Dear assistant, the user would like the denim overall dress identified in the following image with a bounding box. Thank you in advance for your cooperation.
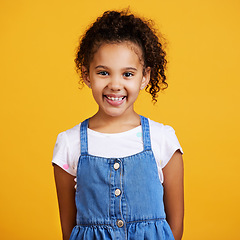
[69,116,175,240]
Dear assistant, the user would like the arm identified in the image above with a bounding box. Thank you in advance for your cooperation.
[162,150,184,240]
[54,164,77,240]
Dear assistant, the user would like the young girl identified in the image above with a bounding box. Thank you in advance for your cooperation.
[52,10,184,240]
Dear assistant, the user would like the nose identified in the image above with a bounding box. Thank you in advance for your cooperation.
[108,75,122,91]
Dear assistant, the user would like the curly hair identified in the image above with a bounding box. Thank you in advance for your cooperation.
[75,9,168,103]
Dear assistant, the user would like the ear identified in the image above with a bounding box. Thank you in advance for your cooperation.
[140,67,151,90]
[82,66,91,88]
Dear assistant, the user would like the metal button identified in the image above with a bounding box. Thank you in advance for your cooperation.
[114,162,120,170]
[116,219,124,228]
[115,188,121,197]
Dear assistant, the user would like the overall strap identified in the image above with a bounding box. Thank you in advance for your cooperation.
[140,115,152,151]
[80,118,89,155]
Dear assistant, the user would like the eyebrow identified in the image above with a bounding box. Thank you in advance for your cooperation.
[95,65,108,69]
[95,65,138,71]
[124,67,138,71]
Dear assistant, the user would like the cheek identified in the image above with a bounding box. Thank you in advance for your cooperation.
[95,84,106,92]
[91,91,103,105]
[127,80,142,92]
[91,83,106,99]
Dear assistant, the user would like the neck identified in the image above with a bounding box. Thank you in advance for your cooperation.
[88,111,141,133]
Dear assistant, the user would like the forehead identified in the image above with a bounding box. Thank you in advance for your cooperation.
[91,42,144,67]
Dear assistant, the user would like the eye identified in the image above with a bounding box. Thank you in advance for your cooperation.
[123,72,133,77]
[97,71,109,76]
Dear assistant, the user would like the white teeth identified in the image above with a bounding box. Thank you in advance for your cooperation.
[106,96,124,101]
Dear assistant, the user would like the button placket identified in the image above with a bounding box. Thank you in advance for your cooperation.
[113,160,121,198]
[111,159,125,231]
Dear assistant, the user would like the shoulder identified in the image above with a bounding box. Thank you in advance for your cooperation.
[148,118,181,147]
[149,119,183,168]
[53,123,81,159]
[148,118,183,168]
[56,123,81,145]
[64,123,81,138]
[148,118,176,137]
[52,123,81,176]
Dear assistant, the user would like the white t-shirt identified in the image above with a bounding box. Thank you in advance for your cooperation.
[52,118,183,183]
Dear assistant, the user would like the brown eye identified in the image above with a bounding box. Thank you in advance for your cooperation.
[97,71,109,76]
[123,72,133,77]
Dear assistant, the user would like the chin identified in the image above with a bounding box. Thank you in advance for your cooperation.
[102,108,127,118]
[105,112,124,118]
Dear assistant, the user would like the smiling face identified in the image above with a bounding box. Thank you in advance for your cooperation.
[83,42,150,119]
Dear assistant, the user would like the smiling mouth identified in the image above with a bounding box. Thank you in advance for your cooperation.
[104,95,126,101]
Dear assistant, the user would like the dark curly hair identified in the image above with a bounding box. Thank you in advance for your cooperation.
[75,9,168,103]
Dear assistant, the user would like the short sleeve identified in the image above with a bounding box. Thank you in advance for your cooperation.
[160,125,183,168]
[52,132,77,176]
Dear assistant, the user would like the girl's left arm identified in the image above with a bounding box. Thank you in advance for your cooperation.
[162,150,184,240]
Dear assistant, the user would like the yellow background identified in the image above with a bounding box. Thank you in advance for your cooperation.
[0,0,239,239]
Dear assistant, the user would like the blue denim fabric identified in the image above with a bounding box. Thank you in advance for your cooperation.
[69,116,175,240]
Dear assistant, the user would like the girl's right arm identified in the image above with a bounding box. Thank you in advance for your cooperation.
[54,164,77,240]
